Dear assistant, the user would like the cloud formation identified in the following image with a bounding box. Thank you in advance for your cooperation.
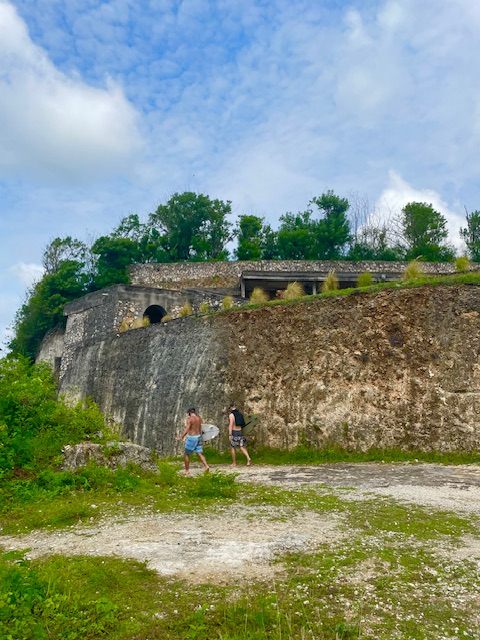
[0,1,142,180]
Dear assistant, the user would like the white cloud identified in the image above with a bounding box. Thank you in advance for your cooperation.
[0,1,142,180]
[8,262,44,287]
[376,171,465,251]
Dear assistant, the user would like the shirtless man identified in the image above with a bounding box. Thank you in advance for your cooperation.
[176,407,210,475]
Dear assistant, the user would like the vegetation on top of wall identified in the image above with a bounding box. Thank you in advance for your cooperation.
[233,271,480,313]
[12,188,480,361]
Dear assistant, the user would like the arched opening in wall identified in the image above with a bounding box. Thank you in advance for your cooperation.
[143,305,167,324]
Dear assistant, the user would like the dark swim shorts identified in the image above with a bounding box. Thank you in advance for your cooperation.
[230,432,247,448]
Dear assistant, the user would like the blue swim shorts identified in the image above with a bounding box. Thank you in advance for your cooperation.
[184,435,203,455]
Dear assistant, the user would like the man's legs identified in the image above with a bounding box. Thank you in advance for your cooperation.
[183,452,191,475]
[239,446,252,465]
[197,452,210,472]
[230,447,237,466]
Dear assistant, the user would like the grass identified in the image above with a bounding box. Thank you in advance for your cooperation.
[203,444,480,466]
[2,458,480,639]
[0,464,239,535]
[1,501,479,639]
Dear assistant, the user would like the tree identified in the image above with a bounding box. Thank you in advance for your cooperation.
[311,191,351,259]
[460,209,480,262]
[10,260,89,360]
[235,215,263,260]
[90,236,142,289]
[42,236,87,274]
[149,192,232,261]
[401,202,454,262]
[276,211,316,259]
[348,225,404,261]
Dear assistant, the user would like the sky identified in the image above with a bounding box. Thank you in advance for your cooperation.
[1,0,480,349]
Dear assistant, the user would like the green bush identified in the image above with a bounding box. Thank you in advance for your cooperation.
[198,301,210,314]
[157,461,178,486]
[356,272,374,287]
[0,357,105,479]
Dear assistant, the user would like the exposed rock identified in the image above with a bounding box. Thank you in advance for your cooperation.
[62,442,157,471]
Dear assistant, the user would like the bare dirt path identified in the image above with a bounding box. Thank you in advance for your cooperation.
[2,463,480,583]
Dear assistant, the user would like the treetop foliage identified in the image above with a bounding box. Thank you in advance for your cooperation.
[10,189,475,360]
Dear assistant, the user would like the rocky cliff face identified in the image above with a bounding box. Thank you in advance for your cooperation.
[60,285,480,453]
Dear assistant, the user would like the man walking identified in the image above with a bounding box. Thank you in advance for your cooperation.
[228,403,252,466]
[177,408,210,475]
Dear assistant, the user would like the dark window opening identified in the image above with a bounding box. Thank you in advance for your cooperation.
[143,305,167,324]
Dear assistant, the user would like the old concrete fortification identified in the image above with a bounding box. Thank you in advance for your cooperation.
[58,282,480,454]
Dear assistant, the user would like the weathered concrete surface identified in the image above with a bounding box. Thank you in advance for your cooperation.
[60,316,230,453]
[60,285,480,454]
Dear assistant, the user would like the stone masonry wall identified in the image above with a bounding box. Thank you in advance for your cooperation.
[130,260,459,290]
[60,284,480,454]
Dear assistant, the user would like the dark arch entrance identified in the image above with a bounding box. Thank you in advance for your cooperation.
[143,304,167,324]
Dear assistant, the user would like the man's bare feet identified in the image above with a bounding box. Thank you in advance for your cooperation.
[246,459,252,466]
[204,466,210,473]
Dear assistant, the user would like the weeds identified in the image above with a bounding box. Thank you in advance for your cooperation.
[221,295,234,310]
[249,287,269,304]
[179,302,193,317]
[356,271,374,287]
[455,255,471,272]
[282,281,305,300]
[321,269,339,292]
[402,259,424,281]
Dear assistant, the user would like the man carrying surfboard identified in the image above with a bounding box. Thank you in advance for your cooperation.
[176,408,210,475]
[228,403,252,467]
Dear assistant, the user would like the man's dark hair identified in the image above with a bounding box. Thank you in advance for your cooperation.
[187,407,196,415]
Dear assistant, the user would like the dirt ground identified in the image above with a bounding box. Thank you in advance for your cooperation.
[2,463,480,583]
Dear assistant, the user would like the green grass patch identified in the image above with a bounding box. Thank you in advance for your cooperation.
[0,464,241,535]
[2,536,479,640]
[203,445,480,466]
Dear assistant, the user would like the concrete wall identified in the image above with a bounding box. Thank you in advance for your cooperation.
[60,284,480,454]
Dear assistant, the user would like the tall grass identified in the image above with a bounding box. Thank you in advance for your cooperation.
[250,287,269,304]
[356,271,374,287]
[321,270,339,292]
[403,259,424,281]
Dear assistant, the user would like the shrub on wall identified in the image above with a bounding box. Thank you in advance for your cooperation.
[356,272,374,287]
[179,302,193,317]
[283,282,305,300]
[403,259,424,281]
[199,301,211,314]
[321,270,339,292]
[221,295,234,310]
[250,287,269,304]
[455,256,471,272]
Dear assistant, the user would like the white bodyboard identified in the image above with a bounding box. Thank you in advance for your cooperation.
[201,423,219,442]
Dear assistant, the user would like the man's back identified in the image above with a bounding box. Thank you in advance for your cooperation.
[187,413,202,435]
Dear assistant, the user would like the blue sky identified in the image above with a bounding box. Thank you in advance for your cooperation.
[1,0,480,348]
